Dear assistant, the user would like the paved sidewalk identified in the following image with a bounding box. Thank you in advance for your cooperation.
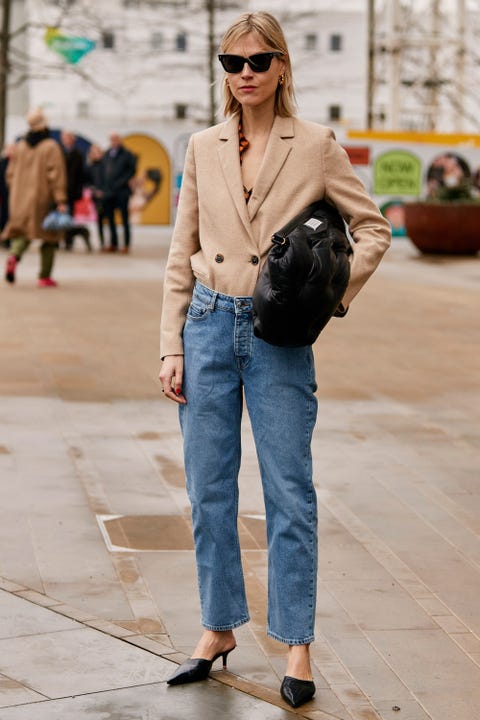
[0,227,479,719]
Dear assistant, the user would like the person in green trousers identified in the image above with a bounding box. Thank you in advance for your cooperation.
[3,108,67,287]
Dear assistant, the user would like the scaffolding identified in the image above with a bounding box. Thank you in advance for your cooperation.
[368,0,480,133]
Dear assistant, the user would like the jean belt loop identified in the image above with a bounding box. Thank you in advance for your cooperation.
[208,290,217,311]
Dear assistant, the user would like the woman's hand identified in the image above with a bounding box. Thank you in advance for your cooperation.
[159,355,186,404]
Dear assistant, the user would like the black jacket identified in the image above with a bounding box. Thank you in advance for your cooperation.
[102,145,137,197]
[63,146,85,204]
[85,159,105,195]
[252,200,352,347]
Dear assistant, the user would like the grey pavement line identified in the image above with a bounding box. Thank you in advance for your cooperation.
[375,414,480,574]
[318,487,480,665]
[0,575,344,720]
[66,435,168,630]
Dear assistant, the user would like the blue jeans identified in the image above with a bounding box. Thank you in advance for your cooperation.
[179,281,318,645]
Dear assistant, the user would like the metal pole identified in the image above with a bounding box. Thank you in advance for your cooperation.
[366,0,375,129]
[455,0,465,132]
[427,0,441,132]
[389,0,401,130]
[0,0,12,147]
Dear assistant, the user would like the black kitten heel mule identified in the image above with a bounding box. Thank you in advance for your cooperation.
[280,676,316,708]
[167,647,236,686]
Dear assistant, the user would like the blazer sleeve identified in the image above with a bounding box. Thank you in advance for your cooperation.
[160,135,200,358]
[322,130,391,309]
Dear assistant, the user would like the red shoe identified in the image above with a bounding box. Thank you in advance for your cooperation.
[37,277,58,288]
[5,255,17,283]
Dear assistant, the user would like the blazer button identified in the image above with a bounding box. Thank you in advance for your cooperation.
[251,255,259,265]
[215,254,224,263]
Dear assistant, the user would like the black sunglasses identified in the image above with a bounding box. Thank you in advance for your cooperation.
[218,52,283,74]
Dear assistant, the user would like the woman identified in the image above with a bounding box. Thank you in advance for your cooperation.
[3,108,67,287]
[160,12,391,709]
[85,144,106,249]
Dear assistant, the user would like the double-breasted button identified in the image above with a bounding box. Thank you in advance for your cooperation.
[215,254,224,263]
[251,255,259,265]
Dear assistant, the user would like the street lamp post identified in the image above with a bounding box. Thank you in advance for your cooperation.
[366,0,375,129]
[0,0,12,147]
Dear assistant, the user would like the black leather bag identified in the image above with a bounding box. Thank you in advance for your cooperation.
[252,199,352,347]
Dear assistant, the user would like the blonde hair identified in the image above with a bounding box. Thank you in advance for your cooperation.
[26,108,48,131]
[219,12,296,118]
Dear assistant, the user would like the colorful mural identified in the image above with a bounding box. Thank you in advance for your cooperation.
[380,200,407,237]
[426,152,471,199]
[123,134,171,225]
[345,129,480,239]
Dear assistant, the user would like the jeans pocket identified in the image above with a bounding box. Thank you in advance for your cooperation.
[186,299,210,321]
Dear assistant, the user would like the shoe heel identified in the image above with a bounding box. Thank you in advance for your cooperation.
[221,649,231,669]
[212,645,236,670]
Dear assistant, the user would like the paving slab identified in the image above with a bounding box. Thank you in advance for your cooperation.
[0,669,299,720]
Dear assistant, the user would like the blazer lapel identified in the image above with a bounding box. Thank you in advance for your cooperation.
[217,116,254,242]
[216,115,295,232]
[247,116,295,222]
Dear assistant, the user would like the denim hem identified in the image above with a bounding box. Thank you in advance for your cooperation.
[267,629,315,645]
[202,616,250,632]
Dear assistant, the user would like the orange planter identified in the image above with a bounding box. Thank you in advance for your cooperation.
[404,202,480,255]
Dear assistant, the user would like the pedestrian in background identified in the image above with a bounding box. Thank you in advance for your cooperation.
[85,143,106,249]
[160,11,391,709]
[102,132,136,253]
[3,108,68,287]
[60,130,91,251]
[0,143,15,239]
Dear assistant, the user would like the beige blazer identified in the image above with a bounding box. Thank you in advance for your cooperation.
[161,114,391,358]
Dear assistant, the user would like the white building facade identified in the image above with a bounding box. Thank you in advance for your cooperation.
[6,0,369,149]
[6,0,480,147]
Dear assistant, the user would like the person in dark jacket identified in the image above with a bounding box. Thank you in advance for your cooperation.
[102,132,136,253]
[0,144,15,239]
[60,130,91,251]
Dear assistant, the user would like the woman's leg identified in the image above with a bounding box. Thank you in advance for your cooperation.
[9,237,30,258]
[5,237,30,283]
[96,204,105,248]
[39,242,56,279]
[179,284,250,632]
[243,337,318,647]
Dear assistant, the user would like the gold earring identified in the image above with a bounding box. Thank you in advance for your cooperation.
[278,74,285,86]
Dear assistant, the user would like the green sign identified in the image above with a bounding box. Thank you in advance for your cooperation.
[45,28,95,65]
[374,150,422,195]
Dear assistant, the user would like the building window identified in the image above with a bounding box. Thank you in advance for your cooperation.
[77,100,89,118]
[328,104,342,121]
[330,34,343,52]
[151,31,163,50]
[305,33,317,51]
[102,31,115,50]
[175,103,187,119]
[176,32,187,52]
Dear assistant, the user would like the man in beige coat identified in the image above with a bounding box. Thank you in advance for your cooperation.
[3,108,68,287]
